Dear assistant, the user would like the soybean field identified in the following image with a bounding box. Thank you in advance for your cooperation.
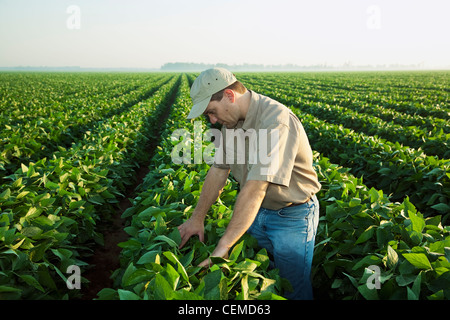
[0,71,449,300]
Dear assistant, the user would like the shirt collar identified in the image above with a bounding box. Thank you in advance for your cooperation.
[241,90,259,130]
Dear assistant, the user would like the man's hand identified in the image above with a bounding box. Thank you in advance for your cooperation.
[198,180,269,268]
[177,166,230,249]
[177,217,205,249]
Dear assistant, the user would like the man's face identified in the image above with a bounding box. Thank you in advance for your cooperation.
[203,93,240,129]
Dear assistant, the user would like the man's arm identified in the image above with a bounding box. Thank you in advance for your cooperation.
[198,179,269,267]
[178,165,230,248]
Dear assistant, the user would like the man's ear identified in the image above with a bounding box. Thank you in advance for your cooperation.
[223,89,236,103]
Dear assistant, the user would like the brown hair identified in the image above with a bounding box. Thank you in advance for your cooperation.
[210,80,247,102]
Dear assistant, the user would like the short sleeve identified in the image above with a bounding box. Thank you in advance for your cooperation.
[246,121,300,187]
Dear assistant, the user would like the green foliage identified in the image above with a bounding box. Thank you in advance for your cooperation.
[0,73,174,177]
[0,73,181,299]
[312,154,450,300]
[243,71,449,299]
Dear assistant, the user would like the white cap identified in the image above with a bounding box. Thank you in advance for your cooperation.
[188,67,237,119]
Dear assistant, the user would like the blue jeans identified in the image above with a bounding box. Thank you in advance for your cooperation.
[247,195,319,300]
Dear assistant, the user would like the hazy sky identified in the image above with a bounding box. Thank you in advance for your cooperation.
[0,0,449,68]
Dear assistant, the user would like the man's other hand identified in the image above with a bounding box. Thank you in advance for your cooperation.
[198,243,230,268]
[177,217,205,249]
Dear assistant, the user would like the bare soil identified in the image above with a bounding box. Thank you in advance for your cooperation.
[80,165,149,300]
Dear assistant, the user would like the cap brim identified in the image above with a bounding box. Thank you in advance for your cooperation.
[187,96,211,119]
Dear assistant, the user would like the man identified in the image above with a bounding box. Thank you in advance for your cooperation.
[177,67,321,300]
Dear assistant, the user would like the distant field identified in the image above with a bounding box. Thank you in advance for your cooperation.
[1,71,449,300]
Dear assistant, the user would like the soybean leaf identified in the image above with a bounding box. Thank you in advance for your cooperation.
[358,284,379,300]
[155,215,167,235]
[229,240,244,262]
[69,200,86,210]
[18,275,45,293]
[355,225,375,245]
[236,274,249,300]
[385,245,399,270]
[154,273,175,300]
[123,269,154,287]
[121,263,137,287]
[137,251,159,265]
[407,206,425,234]
[163,263,180,290]
[163,251,189,283]
[0,286,22,294]
[255,249,270,271]
[167,227,181,246]
[118,289,141,300]
[154,235,178,249]
[234,260,258,273]
[0,188,11,200]
[179,250,195,268]
[408,272,422,300]
[431,203,450,213]
[203,269,222,300]
[402,253,432,270]
[257,291,286,300]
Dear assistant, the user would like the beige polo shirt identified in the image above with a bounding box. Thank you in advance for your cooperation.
[213,90,321,210]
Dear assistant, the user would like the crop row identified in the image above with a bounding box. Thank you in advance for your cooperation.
[245,81,449,218]
[0,74,174,177]
[239,73,449,134]
[0,73,154,132]
[0,73,161,116]
[240,72,450,120]
[0,75,180,299]
[243,77,449,159]
[1,74,168,130]
[312,153,450,300]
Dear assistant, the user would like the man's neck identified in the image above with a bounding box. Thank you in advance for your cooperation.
[237,90,252,120]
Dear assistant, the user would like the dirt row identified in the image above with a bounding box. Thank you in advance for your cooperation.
[79,84,179,300]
